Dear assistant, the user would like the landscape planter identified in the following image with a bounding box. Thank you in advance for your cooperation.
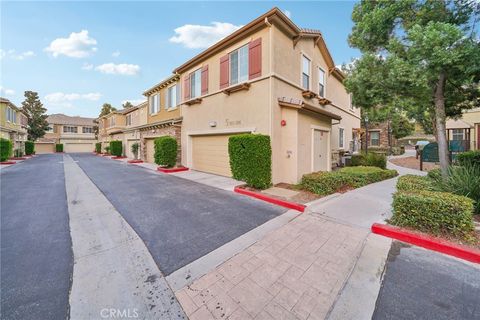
[9,157,27,160]
[371,223,480,264]
[234,186,306,212]
[157,166,189,173]
[127,159,144,164]
[0,161,16,165]
[112,156,127,160]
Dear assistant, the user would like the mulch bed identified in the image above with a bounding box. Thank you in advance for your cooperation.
[389,156,439,171]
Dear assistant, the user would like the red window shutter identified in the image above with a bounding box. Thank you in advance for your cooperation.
[220,55,229,89]
[201,65,209,95]
[183,75,190,101]
[249,38,262,80]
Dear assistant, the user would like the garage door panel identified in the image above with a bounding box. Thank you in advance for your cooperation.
[191,135,233,177]
[64,143,94,153]
[35,144,55,154]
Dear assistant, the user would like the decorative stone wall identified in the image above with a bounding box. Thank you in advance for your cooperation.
[139,124,182,165]
[362,121,397,150]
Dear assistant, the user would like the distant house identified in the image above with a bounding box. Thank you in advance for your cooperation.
[446,107,480,151]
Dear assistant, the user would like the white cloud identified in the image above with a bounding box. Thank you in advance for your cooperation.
[283,10,292,19]
[112,51,120,57]
[169,22,242,49]
[45,92,102,104]
[44,30,97,58]
[0,86,15,96]
[95,63,140,75]
[0,49,36,60]
[82,62,94,70]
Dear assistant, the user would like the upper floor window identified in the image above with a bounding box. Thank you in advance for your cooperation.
[190,69,202,98]
[167,84,178,109]
[318,68,326,97]
[82,127,93,133]
[349,94,354,110]
[302,55,311,90]
[46,126,54,133]
[5,107,16,123]
[109,117,116,127]
[126,114,132,126]
[63,126,78,133]
[230,44,248,85]
[149,94,160,114]
[339,128,345,149]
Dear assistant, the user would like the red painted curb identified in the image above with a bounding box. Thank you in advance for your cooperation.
[9,157,27,160]
[157,166,189,173]
[112,156,127,159]
[371,223,480,264]
[55,152,65,153]
[0,161,16,165]
[234,187,306,213]
[101,154,112,157]
[128,160,144,164]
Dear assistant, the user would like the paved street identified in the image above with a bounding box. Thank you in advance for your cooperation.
[1,154,73,320]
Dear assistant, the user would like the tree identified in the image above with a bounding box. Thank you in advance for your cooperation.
[345,0,480,176]
[122,101,134,109]
[21,91,49,141]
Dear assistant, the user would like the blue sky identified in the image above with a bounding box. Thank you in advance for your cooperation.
[1,1,359,117]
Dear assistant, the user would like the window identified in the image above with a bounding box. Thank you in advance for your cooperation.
[12,110,16,123]
[167,84,178,109]
[302,55,310,90]
[452,129,464,141]
[230,44,248,85]
[369,131,380,146]
[63,126,78,133]
[318,68,326,97]
[190,69,202,98]
[6,107,13,122]
[339,128,345,149]
[126,114,132,126]
[109,117,116,127]
[82,127,93,133]
[47,126,54,133]
[150,94,160,114]
[349,94,354,110]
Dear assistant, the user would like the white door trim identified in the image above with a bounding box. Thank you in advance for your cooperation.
[311,126,331,172]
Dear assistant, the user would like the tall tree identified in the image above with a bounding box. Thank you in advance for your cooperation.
[21,91,49,141]
[122,101,134,109]
[345,0,480,176]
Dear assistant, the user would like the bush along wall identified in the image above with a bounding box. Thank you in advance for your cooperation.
[95,142,102,153]
[0,138,12,162]
[109,140,123,157]
[457,150,480,168]
[348,152,386,169]
[55,144,64,152]
[25,141,34,155]
[228,134,272,189]
[154,136,177,167]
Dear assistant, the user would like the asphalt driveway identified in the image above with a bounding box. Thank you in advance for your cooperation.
[71,153,286,275]
[1,154,73,320]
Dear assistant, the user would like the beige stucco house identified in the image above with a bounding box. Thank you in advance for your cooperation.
[37,114,96,153]
[446,107,480,151]
[173,7,360,183]
[0,97,28,153]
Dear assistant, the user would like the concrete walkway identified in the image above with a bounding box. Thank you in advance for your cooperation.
[63,155,186,319]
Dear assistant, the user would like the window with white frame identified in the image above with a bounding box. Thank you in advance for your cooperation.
[369,131,380,146]
[82,126,93,133]
[452,129,464,141]
[13,109,16,123]
[302,55,310,90]
[190,69,202,98]
[349,94,354,110]
[6,107,14,122]
[126,114,132,126]
[109,117,116,127]
[63,126,78,133]
[318,68,326,97]
[339,128,345,149]
[150,94,160,114]
[167,84,178,109]
[230,44,249,85]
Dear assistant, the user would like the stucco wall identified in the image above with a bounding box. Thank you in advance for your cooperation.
[146,81,181,124]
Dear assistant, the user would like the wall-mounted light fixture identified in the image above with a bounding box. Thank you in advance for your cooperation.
[209,121,217,127]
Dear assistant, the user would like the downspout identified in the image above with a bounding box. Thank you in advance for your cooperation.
[265,17,273,138]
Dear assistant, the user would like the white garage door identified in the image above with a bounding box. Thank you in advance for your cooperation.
[65,143,94,153]
[191,134,235,177]
[35,143,55,154]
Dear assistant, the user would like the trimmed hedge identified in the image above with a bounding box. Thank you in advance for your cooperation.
[109,140,122,156]
[0,138,12,162]
[56,144,63,152]
[391,190,474,238]
[396,175,437,192]
[229,134,272,189]
[154,136,177,167]
[349,152,386,169]
[95,142,102,153]
[301,166,398,195]
[457,150,480,168]
[25,141,34,155]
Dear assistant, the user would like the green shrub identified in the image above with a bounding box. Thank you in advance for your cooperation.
[105,146,110,154]
[349,152,386,169]
[154,136,177,167]
[350,154,365,166]
[55,144,63,152]
[95,142,102,153]
[301,166,398,195]
[131,142,140,159]
[25,141,34,155]
[396,175,437,192]
[0,138,12,162]
[229,134,272,189]
[457,150,480,168]
[14,148,23,157]
[427,168,441,180]
[109,140,123,156]
[391,190,474,238]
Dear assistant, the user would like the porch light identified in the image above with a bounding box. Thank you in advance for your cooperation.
[209,121,217,127]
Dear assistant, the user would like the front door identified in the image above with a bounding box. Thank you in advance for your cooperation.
[313,129,329,172]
